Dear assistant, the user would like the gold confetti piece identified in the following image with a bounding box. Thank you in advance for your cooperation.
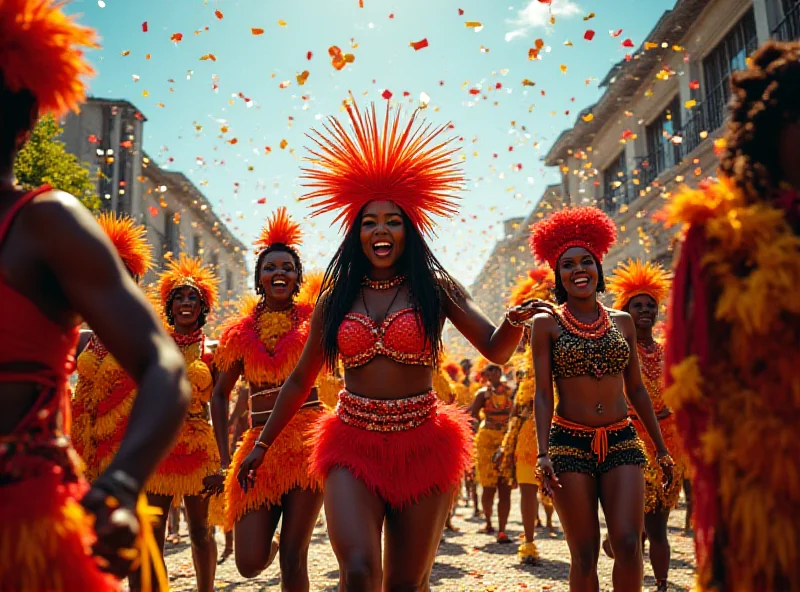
[279,139,288,149]
[146,54,151,60]
[672,45,684,51]
[465,21,482,28]
[252,28,265,35]
[521,79,535,86]
[699,130,709,139]
[121,50,130,56]
[157,102,165,108]
[583,12,595,20]
[200,54,217,61]
[582,113,594,122]
[564,40,573,47]
[278,19,287,27]
[644,42,659,50]
[684,99,697,109]
[142,90,149,97]
[220,125,228,133]
[560,64,568,73]
[297,70,309,85]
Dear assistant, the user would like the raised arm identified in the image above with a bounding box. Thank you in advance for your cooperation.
[211,361,243,468]
[443,281,548,364]
[34,192,190,491]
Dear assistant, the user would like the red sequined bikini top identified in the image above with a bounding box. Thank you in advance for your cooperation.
[0,186,79,386]
[337,308,433,369]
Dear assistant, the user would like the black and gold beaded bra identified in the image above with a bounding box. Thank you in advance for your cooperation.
[551,306,630,380]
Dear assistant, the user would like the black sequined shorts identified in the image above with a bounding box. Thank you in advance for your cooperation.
[548,416,646,477]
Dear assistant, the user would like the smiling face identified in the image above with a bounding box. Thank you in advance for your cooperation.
[359,201,406,271]
[170,286,203,330]
[485,365,502,387]
[558,247,599,299]
[627,293,659,330]
[259,250,299,305]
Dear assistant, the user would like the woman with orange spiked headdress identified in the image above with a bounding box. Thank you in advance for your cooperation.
[605,259,683,592]
[528,206,672,591]
[72,212,154,484]
[497,268,556,563]
[236,97,550,590]
[0,2,190,590]
[210,207,325,588]
[124,254,222,592]
[663,41,800,592]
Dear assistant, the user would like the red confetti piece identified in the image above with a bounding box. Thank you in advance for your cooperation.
[402,91,410,97]
[689,79,700,90]
[120,140,133,149]
[171,32,183,43]
[458,8,464,15]
[468,88,481,95]
[382,89,393,99]
[621,129,634,140]
[307,51,313,60]
[538,0,552,3]
[257,198,267,204]
[611,29,623,37]
[142,21,148,33]
[148,206,159,217]
[622,38,634,48]
[410,38,429,51]
[252,28,265,35]
[359,0,364,6]
[584,29,595,41]
[389,13,394,18]
[495,82,502,89]
[215,9,223,19]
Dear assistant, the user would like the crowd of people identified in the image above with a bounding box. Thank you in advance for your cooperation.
[1,2,799,592]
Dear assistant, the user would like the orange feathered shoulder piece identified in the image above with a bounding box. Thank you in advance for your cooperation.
[158,253,220,313]
[606,259,671,310]
[297,271,324,307]
[507,267,554,307]
[529,206,617,269]
[255,206,303,252]
[96,212,153,279]
[0,0,98,116]
[300,95,464,237]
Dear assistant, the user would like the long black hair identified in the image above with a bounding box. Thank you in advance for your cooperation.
[254,243,304,297]
[553,256,606,305]
[0,72,36,160]
[319,205,460,370]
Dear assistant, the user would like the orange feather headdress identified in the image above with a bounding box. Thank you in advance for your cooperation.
[158,253,219,313]
[0,0,98,117]
[300,96,464,237]
[255,206,302,252]
[606,258,671,310]
[507,267,555,307]
[529,206,617,269]
[96,212,153,279]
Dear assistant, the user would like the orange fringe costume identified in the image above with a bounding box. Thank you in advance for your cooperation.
[148,255,223,518]
[607,259,685,514]
[216,209,324,531]
[663,177,800,591]
[72,213,153,483]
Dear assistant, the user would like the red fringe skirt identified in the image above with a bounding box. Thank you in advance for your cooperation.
[309,390,474,509]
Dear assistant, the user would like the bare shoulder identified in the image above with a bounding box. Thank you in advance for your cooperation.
[532,312,557,331]
[608,309,634,332]
[21,189,99,239]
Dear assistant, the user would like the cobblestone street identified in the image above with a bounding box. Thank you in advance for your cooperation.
[163,490,696,591]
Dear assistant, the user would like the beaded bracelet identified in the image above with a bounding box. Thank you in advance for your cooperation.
[505,311,526,328]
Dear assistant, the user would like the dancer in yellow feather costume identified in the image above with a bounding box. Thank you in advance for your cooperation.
[499,268,556,562]
[663,40,800,592]
[606,259,684,591]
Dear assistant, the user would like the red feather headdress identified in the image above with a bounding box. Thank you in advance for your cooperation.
[255,206,303,252]
[0,0,98,117]
[529,206,617,269]
[158,253,219,313]
[96,212,153,279]
[300,96,464,237]
[507,267,555,307]
[606,258,671,310]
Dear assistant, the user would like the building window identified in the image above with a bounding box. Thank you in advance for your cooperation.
[773,0,800,41]
[192,234,202,257]
[601,151,628,213]
[209,251,219,273]
[225,270,233,294]
[702,11,758,133]
[643,95,681,185]
[164,212,178,258]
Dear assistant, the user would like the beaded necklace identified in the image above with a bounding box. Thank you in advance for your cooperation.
[556,303,612,339]
[173,328,204,349]
[361,275,405,290]
[637,340,663,383]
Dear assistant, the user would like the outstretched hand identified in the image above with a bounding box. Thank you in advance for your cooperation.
[507,299,556,325]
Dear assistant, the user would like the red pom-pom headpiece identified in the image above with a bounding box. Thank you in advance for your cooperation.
[529,206,617,269]
[255,206,302,253]
[0,0,98,117]
[300,96,464,237]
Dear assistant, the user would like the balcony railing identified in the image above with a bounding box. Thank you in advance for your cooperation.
[773,2,800,41]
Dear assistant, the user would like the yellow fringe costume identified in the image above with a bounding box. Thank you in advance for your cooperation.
[606,259,685,513]
[662,177,800,591]
[474,385,513,488]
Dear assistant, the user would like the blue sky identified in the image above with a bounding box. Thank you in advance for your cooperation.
[66,0,674,285]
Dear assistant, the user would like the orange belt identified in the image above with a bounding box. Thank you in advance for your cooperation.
[553,415,631,464]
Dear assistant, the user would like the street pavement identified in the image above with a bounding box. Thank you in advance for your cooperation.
[163,490,696,591]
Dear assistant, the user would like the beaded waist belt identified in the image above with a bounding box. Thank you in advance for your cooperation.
[0,434,79,487]
[250,386,319,427]
[552,415,632,464]
[335,389,437,432]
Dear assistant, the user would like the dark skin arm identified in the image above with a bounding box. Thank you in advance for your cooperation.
[531,313,560,495]
[237,300,326,490]
[211,360,243,468]
[470,388,487,421]
[29,193,190,487]
[443,280,550,364]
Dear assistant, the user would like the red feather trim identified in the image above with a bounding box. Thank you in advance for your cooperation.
[529,206,617,268]
[309,401,474,508]
[300,96,464,237]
